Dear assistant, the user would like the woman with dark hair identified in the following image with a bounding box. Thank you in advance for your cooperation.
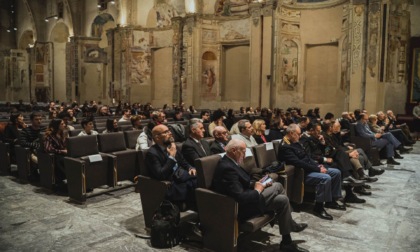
[49,110,58,120]
[223,109,235,131]
[266,117,285,142]
[208,109,227,137]
[131,115,143,130]
[306,109,317,122]
[43,119,68,190]
[103,118,119,133]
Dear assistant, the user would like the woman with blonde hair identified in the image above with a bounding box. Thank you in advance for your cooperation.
[252,119,268,144]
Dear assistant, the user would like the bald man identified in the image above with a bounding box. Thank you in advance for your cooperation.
[210,126,230,154]
[145,124,197,207]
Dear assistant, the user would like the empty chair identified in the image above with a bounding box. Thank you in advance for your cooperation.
[97,132,139,183]
[64,135,116,203]
[123,130,142,149]
[37,133,56,190]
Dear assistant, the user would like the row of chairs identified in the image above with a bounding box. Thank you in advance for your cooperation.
[136,141,305,252]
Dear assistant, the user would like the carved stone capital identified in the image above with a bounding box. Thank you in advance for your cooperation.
[249,3,262,26]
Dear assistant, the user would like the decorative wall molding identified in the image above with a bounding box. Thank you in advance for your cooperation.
[351,5,364,71]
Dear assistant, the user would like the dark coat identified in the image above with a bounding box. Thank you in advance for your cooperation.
[212,155,265,222]
[145,144,196,202]
[181,137,211,167]
[210,140,226,154]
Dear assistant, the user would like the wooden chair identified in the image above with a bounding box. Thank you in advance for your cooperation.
[123,130,142,149]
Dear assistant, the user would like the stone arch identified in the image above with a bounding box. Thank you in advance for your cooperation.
[18,30,35,50]
[91,13,115,38]
[50,22,70,43]
[146,3,177,28]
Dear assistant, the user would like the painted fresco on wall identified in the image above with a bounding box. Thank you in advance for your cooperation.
[201,51,217,99]
[83,44,107,63]
[220,19,249,41]
[131,50,151,85]
[280,40,298,91]
[411,48,420,102]
[341,36,349,91]
[91,13,115,38]
[155,3,178,28]
[10,50,28,89]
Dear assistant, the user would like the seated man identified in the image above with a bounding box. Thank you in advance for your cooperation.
[385,110,415,145]
[78,117,98,136]
[210,126,230,154]
[231,119,258,147]
[374,112,412,152]
[356,113,401,165]
[212,139,308,252]
[182,119,211,167]
[278,124,344,220]
[146,124,197,207]
[18,112,46,181]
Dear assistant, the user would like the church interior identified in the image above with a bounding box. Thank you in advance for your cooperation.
[1,0,420,251]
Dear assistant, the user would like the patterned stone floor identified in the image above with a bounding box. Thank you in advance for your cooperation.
[1,142,419,251]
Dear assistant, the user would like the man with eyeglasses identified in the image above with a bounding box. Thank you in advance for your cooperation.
[145,124,197,209]
[210,126,230,154]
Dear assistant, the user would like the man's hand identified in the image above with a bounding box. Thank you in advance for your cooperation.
[318,135,326,145]
[167,143,177,157]
[189,168,197,176]
[254,181,265,193]
[349,150,359,158]
[375,133,382,138]
[326,158,333,164]
[319,165,327,174]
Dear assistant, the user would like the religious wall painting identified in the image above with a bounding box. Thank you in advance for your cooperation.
[410,48,420,102]
[201,51,217,100]
[341,36,349,91]
[91,13,115,38]
[280,40,298,91]
[130,50,151,85]
[202,29,218,44]
[10,50,28,89]
[220,19,249,41]
[83,44,107,63]
[35,44,48,64]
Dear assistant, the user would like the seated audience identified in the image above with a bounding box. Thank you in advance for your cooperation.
[182,119,211,167]
[43,119,68,190]
[208,109,227,137]
[103,118,119,133]
[18,112,46,181]
[212,139,308,252]
[266,117,285,142]
[278,124,344,220]
[119,108,131,122]
[131,115,143,130]
[78,117,98,136]
[200,110,211,123]
[231,119,258,147]
[4,113,27,163]
[252,119,268,144]
[145,124,197,208]
[210,126,230,154]
[136,122,155,150]
[356,113,400,165]
[386,110,415,145]
[223,109,235,131]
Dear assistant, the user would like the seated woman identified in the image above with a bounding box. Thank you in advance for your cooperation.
[131,115,143,130]
[252,119,268,144]
[78,117,98,136]
[266,117,285,142]
[43,119,68,190]
[208,109,227,137]
[136,122,155,150]
[102,118,119,133]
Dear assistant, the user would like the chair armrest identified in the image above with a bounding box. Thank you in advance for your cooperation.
[195,188,238,252]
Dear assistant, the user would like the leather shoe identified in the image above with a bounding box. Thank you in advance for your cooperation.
[354,186,372,196]
[369,167,384,177]
[280,242,309,252]
[292,223,308,233]
[359,174,378,182]
[362,184,371,189]
[399,146,413,154]
[343,176,365,186]
[394,153,404,159]
[313,207,333,220]
[345,193,366,203]
[387,158,400,165]
[324,201,346,211]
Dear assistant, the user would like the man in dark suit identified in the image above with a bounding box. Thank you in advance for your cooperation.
[145,124,197,206]
[212,139,308,252]
[278,124,344,221]
[182,119,212,167]
[210,126,229,154]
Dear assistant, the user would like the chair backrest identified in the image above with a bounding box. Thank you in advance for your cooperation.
[67,135,99,158]
[138,149,149,176]
[195,154,222,189]
[242,149,258,174]
[69,129,83,137]
[253,143,277,169]
[124,130,142,149]
[349,123,358,137]
[97,132,126,153]
[203,137,215,146]
[273,140,281,156]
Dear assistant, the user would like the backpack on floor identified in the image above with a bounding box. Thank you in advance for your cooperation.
[150,200,181,248]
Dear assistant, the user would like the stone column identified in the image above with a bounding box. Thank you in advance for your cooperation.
[249,2,263,108]
[172,17,184,105]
